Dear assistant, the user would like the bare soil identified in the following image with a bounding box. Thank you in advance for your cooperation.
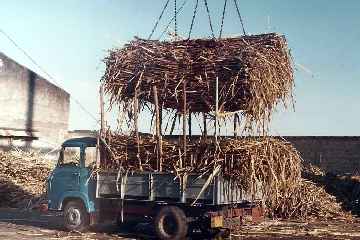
[229,219,360,240]
[0,208,359,240]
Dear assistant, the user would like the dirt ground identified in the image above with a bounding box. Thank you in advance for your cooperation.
[229,220,360,240]
[0,208,359,240]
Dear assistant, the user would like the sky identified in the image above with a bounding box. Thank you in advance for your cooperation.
[0,0,359,136]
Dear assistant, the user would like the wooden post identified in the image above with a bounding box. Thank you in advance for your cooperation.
[97,85,105,172]
[203,112,207,137]
[181,80,187,203]
[153,86,163,172]
[159,104,163,136]
[234,113,238,138]
[134,90,142,170]
[169,113,177,135]
[215,77,219,141]
[100,85,105,137]
[182,81,187,169]
[188,112,192,136]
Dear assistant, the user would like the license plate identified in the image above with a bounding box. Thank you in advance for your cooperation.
[211,215,223,228]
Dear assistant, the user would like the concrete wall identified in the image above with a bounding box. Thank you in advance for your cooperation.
[163,135,360,175]
[285,136,360,175]
[0,52,70,150]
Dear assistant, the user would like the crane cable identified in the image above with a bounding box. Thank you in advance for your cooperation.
[158,0,189,40]
[188,0,199,39]
[203,0,215,39]
[219,0,228,38]
[148,0,171,40]
[0,28,100,124]
[151,0,247,40]
[233,0,246,35]
[191,0,247,39]
[174,0,178,36]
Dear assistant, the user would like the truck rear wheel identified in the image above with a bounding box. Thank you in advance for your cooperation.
[154,206,188,240]
[64,200,90,232]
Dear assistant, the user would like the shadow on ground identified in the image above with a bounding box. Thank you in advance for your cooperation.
[0,178,35,208]
[1,209,359,240]
[0,208,219,240]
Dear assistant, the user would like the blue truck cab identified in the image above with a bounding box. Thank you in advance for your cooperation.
[47,137,98,231]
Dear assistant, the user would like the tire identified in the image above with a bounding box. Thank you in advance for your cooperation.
[64,200,90,232]
[154,206,188,240]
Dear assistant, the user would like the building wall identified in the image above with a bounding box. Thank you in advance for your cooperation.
[0,52,70,149]
[163,135,360,175]
[285,136,360,175]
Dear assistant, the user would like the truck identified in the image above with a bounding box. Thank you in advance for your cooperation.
[46,136,264,239]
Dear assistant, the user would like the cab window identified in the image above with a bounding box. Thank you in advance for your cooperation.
[59,147,81,166]
[85,147,97,168]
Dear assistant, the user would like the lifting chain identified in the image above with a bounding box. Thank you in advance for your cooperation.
[150,0,246,40]
[188,0,199,39]
[159,0,189,40]
[233,0,246,35]
[219,0,228,38]
[148,0,171,40]
[203,0,215,39]
[174,0,178,36]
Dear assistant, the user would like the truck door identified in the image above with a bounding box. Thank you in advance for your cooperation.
[48,146,82,209]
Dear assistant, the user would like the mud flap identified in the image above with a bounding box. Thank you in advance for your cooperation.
[210,215,224,228]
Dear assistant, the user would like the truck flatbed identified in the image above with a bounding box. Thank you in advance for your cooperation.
[97,171,261,205]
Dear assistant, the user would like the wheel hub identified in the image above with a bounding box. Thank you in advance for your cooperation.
[67,207,81,226]
[163,215,177,235]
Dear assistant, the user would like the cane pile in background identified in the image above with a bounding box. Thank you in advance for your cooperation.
[0,149,53,208]
[103,33,294,132]
[302,164,360,216]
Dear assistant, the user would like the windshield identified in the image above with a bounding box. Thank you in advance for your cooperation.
[59,147,80,166]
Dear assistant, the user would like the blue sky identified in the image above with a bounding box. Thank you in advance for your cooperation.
[0,0,359,135]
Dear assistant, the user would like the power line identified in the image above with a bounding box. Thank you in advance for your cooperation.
[0,28,100,125]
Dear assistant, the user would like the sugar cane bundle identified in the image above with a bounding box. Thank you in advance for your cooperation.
[101,132,301,182]
[100,133,179,171]
[100,132,350,219]
[102,33,294,132]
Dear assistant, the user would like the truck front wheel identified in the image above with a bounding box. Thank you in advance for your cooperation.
[154,206,188,240]
[64,200,90,232]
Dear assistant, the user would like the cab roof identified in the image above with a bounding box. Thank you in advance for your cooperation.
[62,137,97,148]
